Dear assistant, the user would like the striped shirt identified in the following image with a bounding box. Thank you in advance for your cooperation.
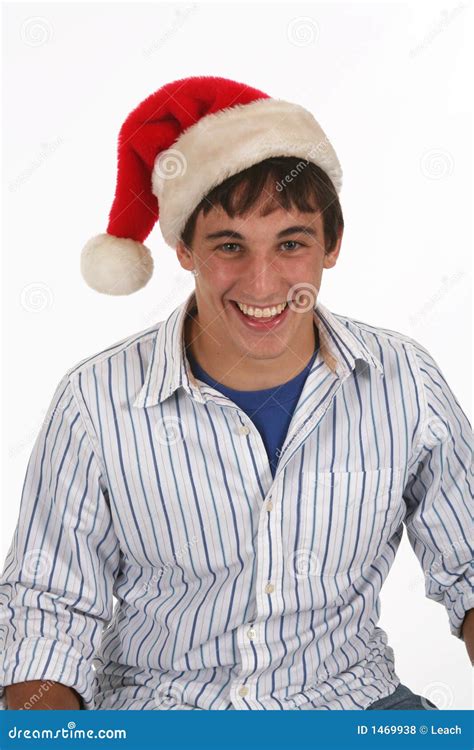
[0,289,472,710]
[186,342,320,478]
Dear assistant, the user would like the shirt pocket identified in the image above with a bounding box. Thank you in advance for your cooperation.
[310,466,403,583]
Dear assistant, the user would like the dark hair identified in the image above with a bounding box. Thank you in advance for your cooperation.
[181,156,344,253]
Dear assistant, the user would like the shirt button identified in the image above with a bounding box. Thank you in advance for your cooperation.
[238,686,249,697]
[238,425,250,435]
[265,501,273,512]
[265,582,275,594]
[247,627,256,640]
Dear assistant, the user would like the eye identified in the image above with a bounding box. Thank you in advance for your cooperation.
[218,242,241,253]
[281,240,303,251]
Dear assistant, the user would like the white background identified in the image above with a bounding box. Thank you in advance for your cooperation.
[2,0,472,709]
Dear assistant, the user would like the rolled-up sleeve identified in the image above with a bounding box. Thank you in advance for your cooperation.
[0,372,120,709]
[402,342,474,639]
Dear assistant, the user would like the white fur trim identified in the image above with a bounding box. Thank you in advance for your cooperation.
[80,233,153,296]
[152,98,343,248]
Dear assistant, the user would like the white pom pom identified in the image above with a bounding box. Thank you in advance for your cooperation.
[80,233,154,296]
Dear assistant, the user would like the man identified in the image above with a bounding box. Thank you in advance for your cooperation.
[1,77,472,711]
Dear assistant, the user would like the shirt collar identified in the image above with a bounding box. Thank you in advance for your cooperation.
[133,289,384,409]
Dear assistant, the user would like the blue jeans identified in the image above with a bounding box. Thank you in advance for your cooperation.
[366,683,439,710]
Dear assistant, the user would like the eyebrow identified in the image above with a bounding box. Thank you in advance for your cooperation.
[204,225,318,241]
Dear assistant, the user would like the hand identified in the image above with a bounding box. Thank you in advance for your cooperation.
[461,608,474,665]
[5,680,82,710]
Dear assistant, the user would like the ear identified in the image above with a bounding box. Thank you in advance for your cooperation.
[175,240,194,272]
[323,226,343,270]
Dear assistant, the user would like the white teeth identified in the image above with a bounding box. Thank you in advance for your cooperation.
[236,301,287,318]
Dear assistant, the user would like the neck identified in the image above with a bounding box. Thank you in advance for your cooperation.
[184,308,318,391]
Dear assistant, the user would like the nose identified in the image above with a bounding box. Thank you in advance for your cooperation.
[239,255,283,304]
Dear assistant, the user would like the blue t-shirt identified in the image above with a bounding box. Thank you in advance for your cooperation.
[186,345,319,477]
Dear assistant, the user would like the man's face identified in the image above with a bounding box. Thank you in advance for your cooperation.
[176,196,342,370]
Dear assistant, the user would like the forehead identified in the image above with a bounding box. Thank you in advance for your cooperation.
[194,201,323,237]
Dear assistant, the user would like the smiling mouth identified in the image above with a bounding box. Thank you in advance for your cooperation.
[228,299,292,330]
[231,300,289,319]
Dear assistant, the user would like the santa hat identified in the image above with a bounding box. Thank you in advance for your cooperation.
[80,75,343,296]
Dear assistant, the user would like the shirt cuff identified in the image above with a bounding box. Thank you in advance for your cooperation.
[0,637,97,710]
